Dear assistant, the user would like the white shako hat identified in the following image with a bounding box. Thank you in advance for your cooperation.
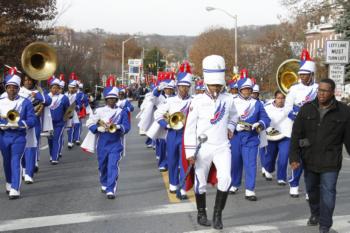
[202,55,226,85]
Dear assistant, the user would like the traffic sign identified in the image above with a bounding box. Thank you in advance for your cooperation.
[329,64,345,85]
[325,40,350,64]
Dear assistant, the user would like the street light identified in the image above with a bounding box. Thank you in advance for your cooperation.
[206,6,238,73]
[122,36,139,85]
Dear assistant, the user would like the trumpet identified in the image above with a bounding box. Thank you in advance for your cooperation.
[237,121,263,133]
[98,120,118,133]
[164,111,186,130]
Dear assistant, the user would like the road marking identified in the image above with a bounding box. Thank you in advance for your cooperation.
[39,145,48,150]
[160,170,195,203]
[184,214,350,233]
[0,202,196,232]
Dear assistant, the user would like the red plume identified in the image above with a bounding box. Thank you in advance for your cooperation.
[106,74,116,87]
[70,72,77,80]
[179,61,192,73]
[47,76,54,86]
[300,49,312,62]
[59,74,65,81]
[240,69,248,79]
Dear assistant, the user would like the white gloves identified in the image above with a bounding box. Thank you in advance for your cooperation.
[236,124,246,132]
[251,122,261,130]
[158,82,168,91]
[266,127,274,134]
[116,124,121,130]
[7,122,19,129]
[97,126,106,133]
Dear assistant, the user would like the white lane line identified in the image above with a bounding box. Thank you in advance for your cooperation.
[184,215,350,233]
[39,145,49,150]
[0,202,196,232]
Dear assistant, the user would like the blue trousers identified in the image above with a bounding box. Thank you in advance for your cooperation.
[231,136,258,191]
[22,124,41,178]
[156,139,167,169]
[259,147,267,170]
[265,138,290,181]
[1,134,26,191]
[97,143,123,194]
[73,121,82,142]
[305,170,339,229]
[166,130,185,188]
[48,124,65,161]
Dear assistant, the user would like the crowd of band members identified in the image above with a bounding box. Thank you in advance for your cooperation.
[138,51,349,232]
[1,49,349,233]
[0,69,133,200]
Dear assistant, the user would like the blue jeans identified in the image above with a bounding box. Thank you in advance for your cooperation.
[304,169,339,229]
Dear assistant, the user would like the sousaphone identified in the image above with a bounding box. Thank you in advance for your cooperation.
[276,59,300,95]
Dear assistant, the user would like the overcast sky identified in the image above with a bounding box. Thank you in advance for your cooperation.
[56,0,288,36]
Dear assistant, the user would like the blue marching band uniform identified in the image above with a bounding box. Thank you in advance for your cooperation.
[0,49,325,211]
[86,85,130,199]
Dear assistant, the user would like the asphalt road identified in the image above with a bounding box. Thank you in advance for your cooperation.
[0,104,349,233]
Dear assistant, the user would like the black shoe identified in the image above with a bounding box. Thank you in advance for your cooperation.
[51,161,59,165]
[245,195,258,201]
[178,194,188,200]
[75,141,81,145]
[68,145,73,149]
[212,190,228,230]
[265,177,272,181]
[159,168,168,172]
[290,194,299,198]
[307,215,319,226]
[34,166,39,173]
[5,191,9,194]
[319,226,329,233]
[195,193,211,227]
[59,154,62,158]
[101,189,106,194]
[9,195,20,200]
[169,190,176,194]
[107,194,115,199]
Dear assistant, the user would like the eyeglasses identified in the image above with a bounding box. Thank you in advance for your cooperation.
[318,88,332,93]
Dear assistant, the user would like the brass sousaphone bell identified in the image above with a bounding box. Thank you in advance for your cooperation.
[276,59,300,95]
[21,42,57,81]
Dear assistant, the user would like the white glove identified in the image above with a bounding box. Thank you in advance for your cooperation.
[116,124,121,130]
[97,126,106,133]
[158,82,168,91]
[252,122,261,130]
[236,124,245,132]
[266,127,274,134]
[7,122,19,129]
[166,124,171,129]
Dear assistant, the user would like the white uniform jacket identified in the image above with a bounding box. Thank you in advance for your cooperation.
[184,93,238,158]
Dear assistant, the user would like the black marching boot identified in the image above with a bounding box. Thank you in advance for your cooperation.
[212,190,229,230]
[195,193,211,227]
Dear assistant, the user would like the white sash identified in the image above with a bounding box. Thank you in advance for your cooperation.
[81,131,96,153]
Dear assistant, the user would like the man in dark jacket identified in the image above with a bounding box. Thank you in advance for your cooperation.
[289,78,350,233]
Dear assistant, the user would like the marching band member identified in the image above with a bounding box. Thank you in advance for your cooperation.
[65,75,82,149]
[230,76,270,201]
[48,78,70,164]
[285,49,318,198]
[19,73,52,183]
[263,90,292,185]
[149,75,175,171]
[184,55,238,229]
[154,72,192,199]
[0,70,36,199]
[228,80,238,97]
[117,86,134,118]
[194,80,205,95]
[86,84,130,199]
